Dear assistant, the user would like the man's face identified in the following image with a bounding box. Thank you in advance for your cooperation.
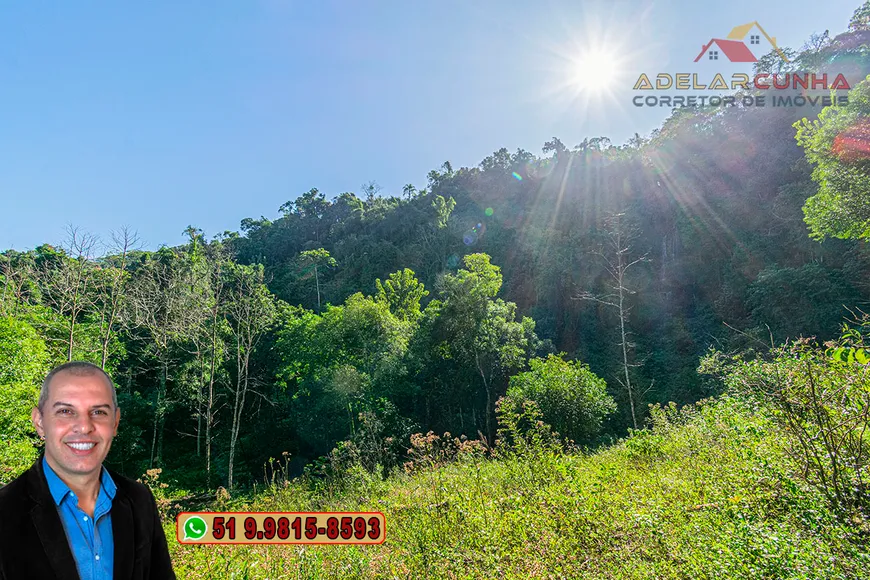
[31,371,120,481]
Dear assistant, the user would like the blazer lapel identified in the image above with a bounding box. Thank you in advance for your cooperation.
[112,488,135,580]
[27,460,81,580]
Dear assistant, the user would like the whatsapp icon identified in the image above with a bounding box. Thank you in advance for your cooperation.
[183,515,208,541]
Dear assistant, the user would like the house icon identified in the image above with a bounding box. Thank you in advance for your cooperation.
[694,21,790,63]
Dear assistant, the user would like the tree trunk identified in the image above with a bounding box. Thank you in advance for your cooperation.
[314,265,321,312]
[100,315,110,369]
[196,353,204,456]
[149,398,158,468]
[616,232,638,430]
[228,339,249,490]
[150,358,168,468]
[67,314,75,362]
[619,296,637,429]
[475,350,494,444]
[206,311,218,490]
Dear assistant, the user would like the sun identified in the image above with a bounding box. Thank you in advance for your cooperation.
[571,49,620,93]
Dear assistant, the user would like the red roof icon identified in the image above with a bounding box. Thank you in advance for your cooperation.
[694,39,757,62]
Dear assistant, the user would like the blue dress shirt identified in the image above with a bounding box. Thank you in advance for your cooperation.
[42,457,116,580]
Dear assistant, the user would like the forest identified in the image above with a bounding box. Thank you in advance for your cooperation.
[3,3,870,578]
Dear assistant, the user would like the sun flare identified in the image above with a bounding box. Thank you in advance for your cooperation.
[571,49,620,93]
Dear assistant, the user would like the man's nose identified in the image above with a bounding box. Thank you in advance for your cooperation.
[72,413,96,434]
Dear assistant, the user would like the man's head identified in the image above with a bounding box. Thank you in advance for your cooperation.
[31,362,121,482]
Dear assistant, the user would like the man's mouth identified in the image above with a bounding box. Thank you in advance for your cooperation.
[66,442,97,452]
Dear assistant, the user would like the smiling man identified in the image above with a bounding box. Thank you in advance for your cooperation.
[0,361,176,580]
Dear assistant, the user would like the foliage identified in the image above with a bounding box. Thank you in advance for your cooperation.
[507,353,615,444]
[402,430,487,474]
[702,335,870,524]
[168,396,870,578]
[0,316,49,385]
[0,381,41,483]
[328,398,418,477]
[137,467,190,522]
[493,395,564,457]
[746,263,861,342]
[794,76,870,240]
[374,268,428,322]
[0,317,48,482]
[1,6,870,510]
[850,1,870,32]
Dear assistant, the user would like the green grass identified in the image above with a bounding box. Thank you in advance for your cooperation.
[168,397,869,579]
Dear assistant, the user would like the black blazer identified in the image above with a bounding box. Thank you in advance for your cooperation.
[0,456,176,580]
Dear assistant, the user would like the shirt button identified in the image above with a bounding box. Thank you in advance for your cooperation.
[83,516,89,521]
[95,555,100,561]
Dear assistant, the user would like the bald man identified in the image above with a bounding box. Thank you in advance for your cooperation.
[0,361,175,580]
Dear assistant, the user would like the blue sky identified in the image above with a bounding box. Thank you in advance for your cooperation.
[0,0,863,251]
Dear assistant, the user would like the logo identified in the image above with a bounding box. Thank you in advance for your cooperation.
[694,21,789,63]
[631,20,851,108]
[183,515,208,541]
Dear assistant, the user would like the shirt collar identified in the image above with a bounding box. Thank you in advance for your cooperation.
[42,456,117,506]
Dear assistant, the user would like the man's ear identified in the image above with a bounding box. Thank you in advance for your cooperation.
[31,407,43,438]
[113,408,121,436]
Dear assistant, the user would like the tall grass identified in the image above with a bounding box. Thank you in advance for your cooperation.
[168,396,869,579]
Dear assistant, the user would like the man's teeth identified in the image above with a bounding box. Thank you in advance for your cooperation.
[67,442,96,450]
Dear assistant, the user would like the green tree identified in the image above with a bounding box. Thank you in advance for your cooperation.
[849,1,870,32]
[507,354,615,444]
[298,248,337,313]
[0,317,49,482]
[275,292,409,457]
[424,254,538,441]
[746,263,860,342]
[375,268,428,322]
[0,250,38,317]
[794,77,870,240]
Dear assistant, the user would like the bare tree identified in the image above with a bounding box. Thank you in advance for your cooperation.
[182,234,230,490]
[95,227,139,369]
[0,250,37,317]
[224,263,275,489]
[202,250,228,490]
[576,212,648,429]
[39,226,99,361]
[126,248,200,468]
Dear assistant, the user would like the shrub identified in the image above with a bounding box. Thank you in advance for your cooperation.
[0,316,48,385]
[403,431,487,474]
[506,353,615,444]
[702,333,870,525]
[494,395,563,457]
[0,317,49,483]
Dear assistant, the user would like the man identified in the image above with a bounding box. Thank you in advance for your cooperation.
[0,361,176,580]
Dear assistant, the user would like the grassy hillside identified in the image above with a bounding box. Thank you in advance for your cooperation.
[166,395,869,579]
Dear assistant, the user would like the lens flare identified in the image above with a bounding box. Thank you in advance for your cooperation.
[832,119,870,163]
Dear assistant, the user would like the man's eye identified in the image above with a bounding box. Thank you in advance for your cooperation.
[93,410,107,416]
[58,409,72,415]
